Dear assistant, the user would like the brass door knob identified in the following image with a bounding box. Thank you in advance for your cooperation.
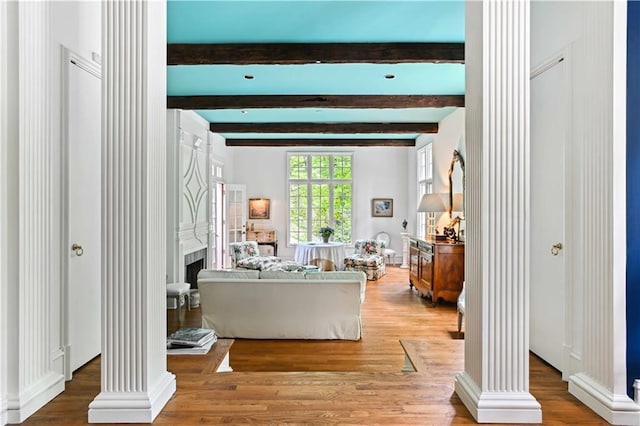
[71,243,84,256]
[551,243,563,256]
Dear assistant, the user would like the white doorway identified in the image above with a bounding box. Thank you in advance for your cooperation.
[226,184,246,267]
[63,50,101,377]
[214,181,225,268]
[530,54,569,373]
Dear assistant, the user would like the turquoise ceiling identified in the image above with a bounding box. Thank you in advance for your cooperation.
[167,1,466,143]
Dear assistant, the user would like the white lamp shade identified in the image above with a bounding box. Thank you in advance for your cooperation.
[417,193,447,212]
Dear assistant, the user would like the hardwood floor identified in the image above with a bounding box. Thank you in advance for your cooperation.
[23,266,606,425]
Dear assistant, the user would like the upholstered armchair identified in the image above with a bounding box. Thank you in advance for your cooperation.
[229,241,280,270]
[343,239,386,280]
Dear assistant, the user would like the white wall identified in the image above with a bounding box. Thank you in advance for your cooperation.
[229,146,411,260]
[531,1,583,69]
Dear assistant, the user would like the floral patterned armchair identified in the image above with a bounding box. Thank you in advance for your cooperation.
[343,239,386,280]
[229,241,280,270]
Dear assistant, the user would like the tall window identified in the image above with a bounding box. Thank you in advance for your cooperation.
[288,153,353,244]
[416,143,434,237]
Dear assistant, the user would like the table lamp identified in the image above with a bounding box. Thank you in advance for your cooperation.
[417,193,448,240]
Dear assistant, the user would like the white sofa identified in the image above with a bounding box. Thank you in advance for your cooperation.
[197,269,367,340]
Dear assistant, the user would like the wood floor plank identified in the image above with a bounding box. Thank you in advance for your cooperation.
[22,266,607,425]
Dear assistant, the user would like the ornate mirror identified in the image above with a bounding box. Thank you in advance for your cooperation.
[448,149,465,218]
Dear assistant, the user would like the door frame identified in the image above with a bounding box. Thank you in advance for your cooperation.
[530,48,578,380]
[60,48,101,380]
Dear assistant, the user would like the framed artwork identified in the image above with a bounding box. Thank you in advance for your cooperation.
[372,198,393,217]
[248,198,270,219]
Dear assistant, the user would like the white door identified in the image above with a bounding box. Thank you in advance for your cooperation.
[530,56,568,372]
[215,182,225,268]
[66,53,101,375]
[226,184,246,266]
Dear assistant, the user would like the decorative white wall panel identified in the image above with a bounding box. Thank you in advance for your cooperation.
[89,1,175,423]
[166,109,211,284]
[181,130,209,251]
[455,1,541,423]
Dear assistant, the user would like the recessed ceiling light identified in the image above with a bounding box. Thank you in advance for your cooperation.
[385,74,395,79]
[244,75,254,80]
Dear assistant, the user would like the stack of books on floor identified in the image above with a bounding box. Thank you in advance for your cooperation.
[166,327,217,355]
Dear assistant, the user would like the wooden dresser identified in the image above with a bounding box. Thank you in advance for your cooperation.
[408,237,464,305]
[246,230,278,256]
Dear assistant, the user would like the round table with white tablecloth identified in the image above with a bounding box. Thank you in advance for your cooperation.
[294,242,345,271]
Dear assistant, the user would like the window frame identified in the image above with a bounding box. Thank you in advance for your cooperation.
[416,143,434,238]
[287,151,354,246]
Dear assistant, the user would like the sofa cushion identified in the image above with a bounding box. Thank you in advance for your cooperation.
[344,254,384,267]
[236,256,280,270]
[259,270,306,280]
[198,269,260,280]
[263,260,306,272]
[306,271,367,302]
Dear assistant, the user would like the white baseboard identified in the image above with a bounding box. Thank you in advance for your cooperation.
[88,371,176,423]
[6,372,65,423]
[455,372,542,423]
[569,372,640,425]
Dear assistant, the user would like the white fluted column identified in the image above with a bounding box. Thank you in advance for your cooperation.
[88,1,175,423]
[2,2,67,423]
[455,1,541,422]
[566,2,640,424]
[0,1,9,424]
[400,232,409,268]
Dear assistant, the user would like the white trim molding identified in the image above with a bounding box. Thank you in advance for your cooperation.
[89,1,175,422]
[455,1,541,422]
[6,373,64,424]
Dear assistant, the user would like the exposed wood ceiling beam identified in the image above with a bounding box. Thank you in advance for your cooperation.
[167,42,465,65]
[210,122,438,134]
[168,95,464,110]
[225,139,415,147]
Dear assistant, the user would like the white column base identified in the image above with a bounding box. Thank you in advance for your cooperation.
[216,353,233,373]
[1,398,6,426]
[6,372,64,424]
[455,372,542,424]
[569,373,640,425]
[88,371,176,424]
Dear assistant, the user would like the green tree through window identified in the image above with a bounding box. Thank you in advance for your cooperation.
[288,153,353,244]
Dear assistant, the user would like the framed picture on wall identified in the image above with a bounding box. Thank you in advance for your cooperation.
[372,198,393,217]
[248,198,270,219]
